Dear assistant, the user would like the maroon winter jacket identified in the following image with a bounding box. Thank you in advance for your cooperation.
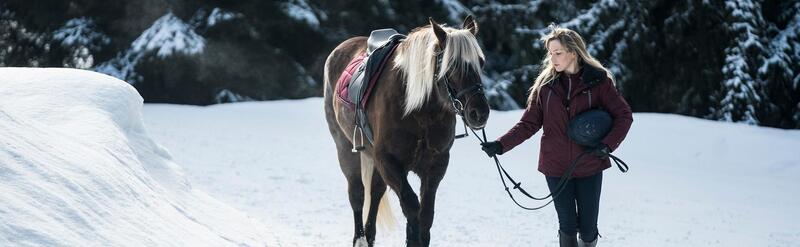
[498,65,633,178]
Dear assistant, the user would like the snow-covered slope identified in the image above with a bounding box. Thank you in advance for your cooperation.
[143,98,800,246]
[0,68,275,246]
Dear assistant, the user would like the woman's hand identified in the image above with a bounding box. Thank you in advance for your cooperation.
[480,141,504,157]
[590,144,610,159]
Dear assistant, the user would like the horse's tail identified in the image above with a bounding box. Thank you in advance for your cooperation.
[360,154,396,233]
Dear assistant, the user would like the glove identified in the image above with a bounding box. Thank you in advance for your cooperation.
[480,141,504,157]
[590,144,610,159]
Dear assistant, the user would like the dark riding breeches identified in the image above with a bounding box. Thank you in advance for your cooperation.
[546,172,602,242]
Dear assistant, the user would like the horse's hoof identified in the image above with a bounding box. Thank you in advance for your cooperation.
[354,236,368,247]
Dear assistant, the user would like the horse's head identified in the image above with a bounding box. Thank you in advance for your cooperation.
[394,15,490,130]
[430,16,489,130]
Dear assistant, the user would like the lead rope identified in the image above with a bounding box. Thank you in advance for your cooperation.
[469,128,576,210]
[468,127,628,210]
[432,49,568,209]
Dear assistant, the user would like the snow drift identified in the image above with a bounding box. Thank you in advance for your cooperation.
[0,68,275,246]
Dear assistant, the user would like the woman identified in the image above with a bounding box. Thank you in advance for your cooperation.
[480,25,633,247]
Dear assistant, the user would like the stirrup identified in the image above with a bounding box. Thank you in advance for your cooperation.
[351,125,366,153]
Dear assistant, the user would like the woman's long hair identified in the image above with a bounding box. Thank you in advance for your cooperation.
[527,24,615,105]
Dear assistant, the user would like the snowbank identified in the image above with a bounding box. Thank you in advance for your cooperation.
[0,68,275,246]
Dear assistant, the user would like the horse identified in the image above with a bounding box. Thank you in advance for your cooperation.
[323,16,490,247]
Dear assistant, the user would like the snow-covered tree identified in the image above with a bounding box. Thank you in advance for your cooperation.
[52,17,110,69]
[712,0,768,125]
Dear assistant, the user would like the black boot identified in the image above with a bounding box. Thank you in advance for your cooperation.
[578,233,598,247]
[578,238,597,247]
[559,231,578,247]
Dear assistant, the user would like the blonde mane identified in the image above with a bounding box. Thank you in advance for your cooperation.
[393,25,484,116]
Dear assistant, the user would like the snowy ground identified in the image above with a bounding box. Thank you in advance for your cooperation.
[143,98,800,246]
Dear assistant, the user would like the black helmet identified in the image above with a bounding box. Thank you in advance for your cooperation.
[567,109,612,148]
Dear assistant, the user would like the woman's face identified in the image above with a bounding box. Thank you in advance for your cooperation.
[547,39,577,73]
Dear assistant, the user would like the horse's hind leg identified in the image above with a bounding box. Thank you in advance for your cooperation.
[325,117,366,245]
[363,167,388,246]
[333,145,367,246]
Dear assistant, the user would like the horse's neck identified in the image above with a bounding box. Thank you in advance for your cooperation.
[401,76,454,122]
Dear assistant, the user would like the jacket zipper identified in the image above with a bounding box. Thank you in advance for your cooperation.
[567,76,572,103]
[566,76,572,171]
[566,76,572,114]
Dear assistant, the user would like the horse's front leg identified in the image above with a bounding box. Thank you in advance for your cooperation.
[375,152,422,247]
[417,154,449,247]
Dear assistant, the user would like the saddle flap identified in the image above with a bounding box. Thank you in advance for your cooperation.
[367,28,399,54]
[348,64,367,105]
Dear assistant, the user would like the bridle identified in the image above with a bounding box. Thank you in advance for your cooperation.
[432,48,485,137]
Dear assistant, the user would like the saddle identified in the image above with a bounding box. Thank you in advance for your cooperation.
[335,29,405,151]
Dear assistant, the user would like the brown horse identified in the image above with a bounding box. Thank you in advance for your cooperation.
[323,16,489,247]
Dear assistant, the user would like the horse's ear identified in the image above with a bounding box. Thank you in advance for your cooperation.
[462,15,478,35]
[429,17,447,49]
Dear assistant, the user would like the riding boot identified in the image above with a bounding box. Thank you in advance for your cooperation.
[559,231,578,247]
[577,237,597,247]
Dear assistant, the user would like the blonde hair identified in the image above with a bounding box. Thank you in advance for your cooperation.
[527,24,615,105]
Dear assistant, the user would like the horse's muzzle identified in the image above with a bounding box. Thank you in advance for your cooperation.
[464,97,490,130]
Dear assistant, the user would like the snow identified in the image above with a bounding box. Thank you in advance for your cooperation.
[142,98,800,246]
[207,8,240,27]
[761,2,800,89]
[52,18,110,69]
[560,0,619,33]
[472,1,543,13]
[281,0,319,29]
[437,0,471,23]
[52,17,110,50]
[214,89,253,104]
[95,12,204,84]
[130,12,205,58]
[482,73,520,110]
[0,68,276,246]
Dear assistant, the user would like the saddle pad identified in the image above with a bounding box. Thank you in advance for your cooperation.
[335,52,368,108]
[335,42,399,110]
